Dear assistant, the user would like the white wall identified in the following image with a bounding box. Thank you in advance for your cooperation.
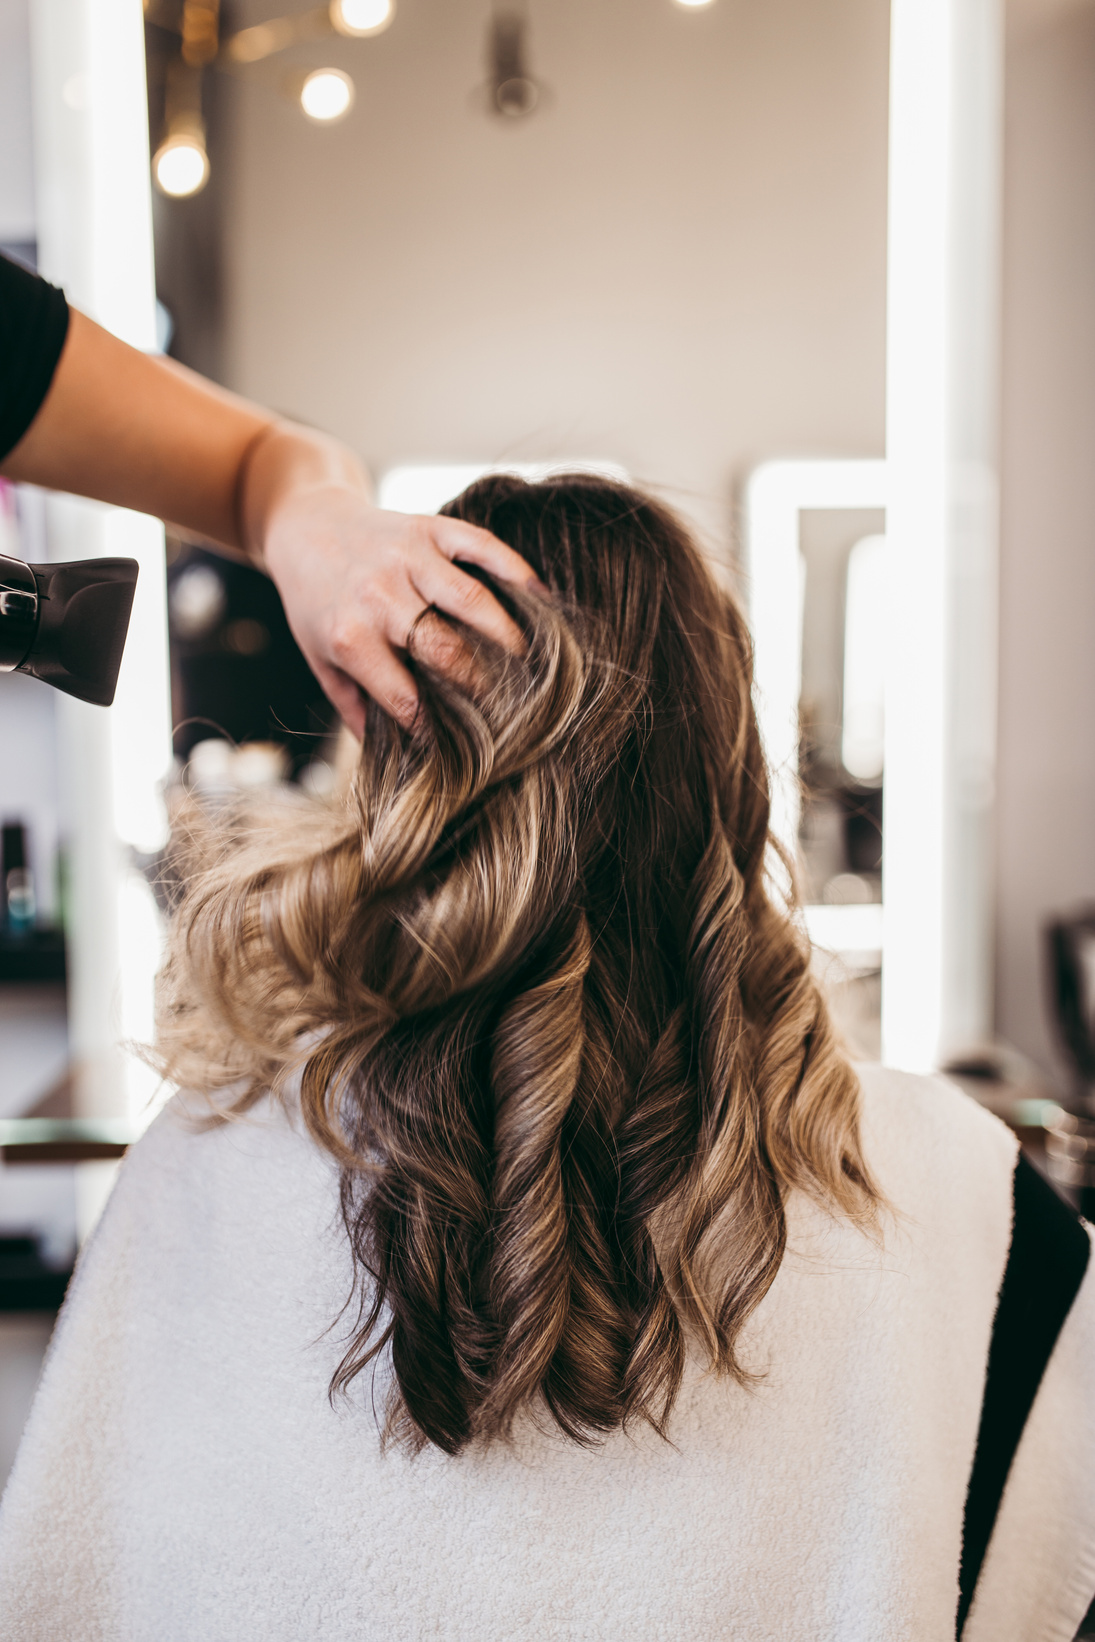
[0,0,35,244]
[995,0,1095,1077]
[221,0,890,548]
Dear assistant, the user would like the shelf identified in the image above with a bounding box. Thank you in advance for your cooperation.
[0,1117,136,1164]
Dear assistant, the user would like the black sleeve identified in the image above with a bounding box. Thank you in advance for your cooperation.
[0,253,70,462]
[957,1152,1092,1635]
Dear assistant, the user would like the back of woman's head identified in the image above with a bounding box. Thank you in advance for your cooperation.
[158,473,876,1455]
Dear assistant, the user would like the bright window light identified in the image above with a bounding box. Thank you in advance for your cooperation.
[882,0,1002,1072]
[883,0,952,1075]
[380,465,491,515]
[119,866,168,1129]
[301,68,354,122]
[330,0,394,37]
[107,507,172,855]
[31,0,174,1183]
[841,534,888,781]
[84,0,158,350]
[153,136,209,198]
[803,902,884,966]
[378,460,631,516]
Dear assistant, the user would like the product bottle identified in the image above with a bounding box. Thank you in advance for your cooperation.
[2,820,36,937]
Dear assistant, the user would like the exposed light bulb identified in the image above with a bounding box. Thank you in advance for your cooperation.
[330,0,393,37]
[300,67,355,121]
[153,135,210,198]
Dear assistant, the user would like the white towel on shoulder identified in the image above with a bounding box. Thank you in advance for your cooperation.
[0,1064,1092,1642]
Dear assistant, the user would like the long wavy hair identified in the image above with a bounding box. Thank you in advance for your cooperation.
[156,473,877,1455]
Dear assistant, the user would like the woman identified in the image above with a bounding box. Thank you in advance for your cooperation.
[0,475,1092,1641]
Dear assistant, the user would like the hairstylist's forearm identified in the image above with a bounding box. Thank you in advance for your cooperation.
[2,299,540,736]
[1,308,274,549]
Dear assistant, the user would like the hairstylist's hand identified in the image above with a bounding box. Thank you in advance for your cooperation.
[261,488,538,737]
[1,312,538,737]
[244,427,542,738]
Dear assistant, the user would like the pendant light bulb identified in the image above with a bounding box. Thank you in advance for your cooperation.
[330,0,394,37]
[300,67,355,122]
[153,132,210,198]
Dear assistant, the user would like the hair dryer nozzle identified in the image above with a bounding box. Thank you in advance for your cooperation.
[0,553,139,707]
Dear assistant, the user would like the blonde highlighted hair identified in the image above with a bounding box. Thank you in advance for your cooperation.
[156,473,876,1454]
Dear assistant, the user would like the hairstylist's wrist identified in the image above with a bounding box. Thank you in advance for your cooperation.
[237,420,370,572]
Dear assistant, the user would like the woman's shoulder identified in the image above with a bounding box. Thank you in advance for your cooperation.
[854,1057,1018,1144]
[854,1059,1019,1212]
[850,1063,1021,1304]
[123,1084,331,1188]
[39,1088,351,1410]
[78,1087,343,1296]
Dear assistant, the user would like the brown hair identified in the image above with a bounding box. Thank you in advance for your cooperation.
[156,473,876,1455]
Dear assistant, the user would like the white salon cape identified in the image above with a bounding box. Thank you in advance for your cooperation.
[0,1065,1093,1642]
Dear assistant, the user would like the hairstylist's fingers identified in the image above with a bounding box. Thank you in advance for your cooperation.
[412,555,526,656]
[409,607,485,695]
[311,660,368,741]
[327,603,423,726]
[428,516,546,593]
[317,644,419,735]
[365,648,421,729]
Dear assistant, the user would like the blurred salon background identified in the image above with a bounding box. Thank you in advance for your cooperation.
[1,0,1094,1495]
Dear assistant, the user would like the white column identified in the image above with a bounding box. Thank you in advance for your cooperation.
[881,0,1003,1070]
[27,0,172,1176]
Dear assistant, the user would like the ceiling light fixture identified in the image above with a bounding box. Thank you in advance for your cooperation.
[153,129,211,197]
[673,0,716,8]
[300,66,355,121]
[330,0,394,38]
[222,0,393,63]
[224,16,304,63]
[151,0,386,196]
[152,55,211,198]
[488,8,539,118]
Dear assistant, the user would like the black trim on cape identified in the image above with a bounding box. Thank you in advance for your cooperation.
[957,1152,1091,1634]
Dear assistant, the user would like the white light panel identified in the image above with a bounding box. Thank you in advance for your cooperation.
[379,460,630,516]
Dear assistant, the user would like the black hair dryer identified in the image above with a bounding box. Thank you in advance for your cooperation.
[0,552,139,707]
